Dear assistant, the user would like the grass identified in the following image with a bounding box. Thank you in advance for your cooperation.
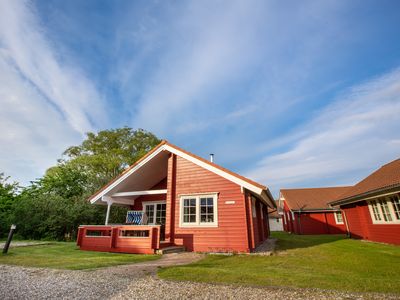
[158,232,400,294]
[0,242,159,270]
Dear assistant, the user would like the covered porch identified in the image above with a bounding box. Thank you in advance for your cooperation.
[77,148,172,254]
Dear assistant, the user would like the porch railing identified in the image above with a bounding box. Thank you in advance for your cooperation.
[77,225,161,254]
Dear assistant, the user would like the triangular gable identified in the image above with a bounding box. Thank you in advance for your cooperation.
[89,140,275,208]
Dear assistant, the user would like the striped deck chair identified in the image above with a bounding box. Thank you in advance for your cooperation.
[126,211,148,225]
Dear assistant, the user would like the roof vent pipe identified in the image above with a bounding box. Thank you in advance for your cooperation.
[210,153,214,163]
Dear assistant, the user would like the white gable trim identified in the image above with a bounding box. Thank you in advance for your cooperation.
[91,143,271,206]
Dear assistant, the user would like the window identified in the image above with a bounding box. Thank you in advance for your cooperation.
[143,202,166,225]
[335,211,344,224]
[390,195,400,220]
[370,200,382,221]
[180,194,218,227]
[379,199,392,222]
[368,195,400,224]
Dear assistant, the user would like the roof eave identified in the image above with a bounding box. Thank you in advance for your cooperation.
[329,184,400,207]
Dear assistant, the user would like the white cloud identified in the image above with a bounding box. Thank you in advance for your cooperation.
[246,68,400,194]
[0,1,107,184]
[0,0,108,134]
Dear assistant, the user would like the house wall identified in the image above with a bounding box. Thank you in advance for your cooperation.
[166,154,267,253]
[269,217,283,231]
[282,201,346,234]
[342,200,400,245]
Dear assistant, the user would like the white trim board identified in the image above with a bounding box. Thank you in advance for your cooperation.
[91,143,272,207]
[112,189,167,197]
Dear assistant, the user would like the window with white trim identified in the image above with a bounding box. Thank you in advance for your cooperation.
[368,195,400,224]
[389,195,400,220]
[180,194,218,227]
[370,200,382,221]
[379,199,392,222]
[334,211,344,224]
[143,201,166,225]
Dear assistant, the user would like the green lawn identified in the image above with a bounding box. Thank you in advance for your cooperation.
[0,242,159,270]
[158,232,400,294]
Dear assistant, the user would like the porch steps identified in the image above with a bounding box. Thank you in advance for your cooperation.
[156,245,186,254]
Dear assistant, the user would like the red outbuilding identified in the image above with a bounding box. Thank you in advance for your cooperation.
[279,187,350,235]
[77,140,276,254]
[329,159,400,245]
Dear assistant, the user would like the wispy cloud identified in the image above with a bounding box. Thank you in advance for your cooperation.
[0,0,107,184]
[247,68,400,193]
[0,0,107,134]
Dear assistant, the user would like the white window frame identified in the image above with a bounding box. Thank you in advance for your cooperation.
[142,201,166,225]
[334,211,344,224]
[368,196,400,224]
[179,193,218,228]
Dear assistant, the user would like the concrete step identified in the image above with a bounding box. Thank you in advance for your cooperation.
[156,245,186,254]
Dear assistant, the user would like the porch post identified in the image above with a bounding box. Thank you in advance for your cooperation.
[103,196,113,225]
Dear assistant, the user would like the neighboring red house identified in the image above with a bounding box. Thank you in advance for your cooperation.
[279,187,351,234]
[77,140,276,254]
[329,159,400,245]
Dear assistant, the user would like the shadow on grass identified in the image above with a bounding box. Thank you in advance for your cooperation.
[271,231,347,251]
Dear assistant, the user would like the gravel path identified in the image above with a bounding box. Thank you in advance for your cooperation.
[1,253,399,300]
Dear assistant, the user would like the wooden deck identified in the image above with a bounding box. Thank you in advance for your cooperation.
[77,225,161,254]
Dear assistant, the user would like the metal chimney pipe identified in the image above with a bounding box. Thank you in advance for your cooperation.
[210,153,214,163]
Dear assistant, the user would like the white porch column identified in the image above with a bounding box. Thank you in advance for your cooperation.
[103,196,113,225]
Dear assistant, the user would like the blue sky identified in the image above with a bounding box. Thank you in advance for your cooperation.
[0,0,400,196]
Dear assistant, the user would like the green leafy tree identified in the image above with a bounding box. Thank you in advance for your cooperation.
[61,127,160,190]
[9,127,160,240]
[0,173,19,237]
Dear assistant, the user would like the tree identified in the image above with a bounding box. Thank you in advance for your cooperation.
[60,127,160,190]
[0,173,19,237]
[8,127,161,240]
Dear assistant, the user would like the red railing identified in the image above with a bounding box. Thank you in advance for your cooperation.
[77,225,161,254]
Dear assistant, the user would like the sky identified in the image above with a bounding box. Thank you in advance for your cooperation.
[0,0,400,196]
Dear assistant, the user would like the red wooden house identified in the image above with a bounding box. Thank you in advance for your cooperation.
[329,159,400,245]
[279,187,350,235]
[77,141,276,254]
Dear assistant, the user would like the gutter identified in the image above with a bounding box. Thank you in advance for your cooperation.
[329,184,400,207]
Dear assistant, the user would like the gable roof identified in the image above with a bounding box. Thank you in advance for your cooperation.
[280,186,352,211]
[89,140,276,208]
[330,158,400,206]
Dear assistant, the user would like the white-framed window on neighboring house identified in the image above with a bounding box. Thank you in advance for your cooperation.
[379,199,393,222]
[334,211,344,224]
[370,200,382,221]
[368,195,400,224]
[389,194,400,220]
[143,201,166,225]
[180,193,218,227]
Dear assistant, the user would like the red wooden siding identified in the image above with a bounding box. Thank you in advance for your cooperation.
[169,155,268,252]
[282,201,346,234]
[342,201,400,245]
[77,225,160,254]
